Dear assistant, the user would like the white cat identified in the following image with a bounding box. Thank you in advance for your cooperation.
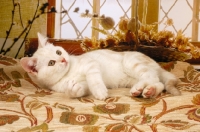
[20,33,181,100]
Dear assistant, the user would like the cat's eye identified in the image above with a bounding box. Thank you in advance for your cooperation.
[56,50,62,55]
[48,60,56,66]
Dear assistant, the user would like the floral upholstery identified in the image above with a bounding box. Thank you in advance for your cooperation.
[0,55,200,132]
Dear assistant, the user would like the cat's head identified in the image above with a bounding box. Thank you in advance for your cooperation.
[20,32,70,86]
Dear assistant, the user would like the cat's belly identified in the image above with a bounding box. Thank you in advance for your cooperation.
[103,75,137,88]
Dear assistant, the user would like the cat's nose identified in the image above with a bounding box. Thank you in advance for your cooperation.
[61,58,67,63]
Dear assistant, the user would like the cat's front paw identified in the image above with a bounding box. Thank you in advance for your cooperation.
[65,80,88,98]
[90,85,108,100]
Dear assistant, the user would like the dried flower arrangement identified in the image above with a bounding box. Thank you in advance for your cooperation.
[76,5,200,62]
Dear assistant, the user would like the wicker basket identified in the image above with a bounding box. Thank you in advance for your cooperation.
[81,42,192,62]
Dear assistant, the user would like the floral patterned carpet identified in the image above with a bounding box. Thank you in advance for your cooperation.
[0,55,200,132]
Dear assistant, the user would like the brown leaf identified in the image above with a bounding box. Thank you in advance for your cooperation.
[11,71,23,79]
[159,61,176,71]
[83,126,100,132]
[150,124,158,132]
[44,106,53,123]
[78,97,94,103]
[0,68,11,81]
[26,100,49,110]
[140,106,146,116]
[29,90,52,97]
[93,103,130,115]
[131,96,160,107]
[0,55,17,66]
[60,112,99,125]
[105,97,120,103]
[53,103,74,112]
[17,123,50,132]
[160,120,196,130]
[0,115,19,126]
[0,93,19,102]
[11,79,21,87]
[105,123,128,132]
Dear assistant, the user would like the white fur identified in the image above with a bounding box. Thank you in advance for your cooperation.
[20,33,181,100]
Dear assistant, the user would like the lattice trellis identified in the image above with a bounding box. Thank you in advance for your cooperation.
[55,0,132,39]
[55,0,199,41]
[159,0,199,41]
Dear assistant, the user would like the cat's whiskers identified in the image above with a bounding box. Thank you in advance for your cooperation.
[69,48,80,55]
[67,45,81,55]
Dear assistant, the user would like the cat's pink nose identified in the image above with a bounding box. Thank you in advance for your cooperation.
[61,58,67,63]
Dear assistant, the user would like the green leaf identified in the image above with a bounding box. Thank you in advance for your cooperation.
[105,123,128,132]
[26,100,49,110]
[11,71,23,79]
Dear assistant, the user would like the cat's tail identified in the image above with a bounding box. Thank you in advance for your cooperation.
[161,70,181,96]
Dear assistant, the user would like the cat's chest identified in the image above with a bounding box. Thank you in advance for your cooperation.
[63,59,87,80]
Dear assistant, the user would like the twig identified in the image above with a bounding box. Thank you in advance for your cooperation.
[1,1,52,58]
[15,0,40,58]
[135,0,139,49]
[0,0,16,53]
[17,2,24,28]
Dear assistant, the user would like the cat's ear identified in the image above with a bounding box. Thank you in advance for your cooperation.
[37,32,48,48]
[20,57,38,75]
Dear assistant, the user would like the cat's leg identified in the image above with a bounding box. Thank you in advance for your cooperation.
[65,80,89,98]
[82,59,108,100]
[86,70,108,100]
[160,70,181,96]
[122,52,165,98]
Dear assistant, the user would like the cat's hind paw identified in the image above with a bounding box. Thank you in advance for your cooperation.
[142,87,156,98]
[131,87,156,98]
[130,82,164,98]
[131,89,143,97]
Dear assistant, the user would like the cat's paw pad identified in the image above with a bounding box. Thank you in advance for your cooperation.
[66,80,87,98]
[142,83,164,98]
[130,89,143,97]
[142,87,156,98]
[130,82,164,98]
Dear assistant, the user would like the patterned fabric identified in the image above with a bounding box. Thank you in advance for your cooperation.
[0,55,200,132]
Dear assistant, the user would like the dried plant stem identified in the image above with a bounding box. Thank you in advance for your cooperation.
[142,0,148,25]
[1,0,52,58]
[0,0,15,53]
[14,0,40,58]
[134,0,139,48]
[17,2,24,28]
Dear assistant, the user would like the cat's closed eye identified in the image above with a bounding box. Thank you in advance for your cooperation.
[56,50,62,55]
[48,60,56,66]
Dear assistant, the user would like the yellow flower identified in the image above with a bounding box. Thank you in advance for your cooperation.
[165,18,173,26]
